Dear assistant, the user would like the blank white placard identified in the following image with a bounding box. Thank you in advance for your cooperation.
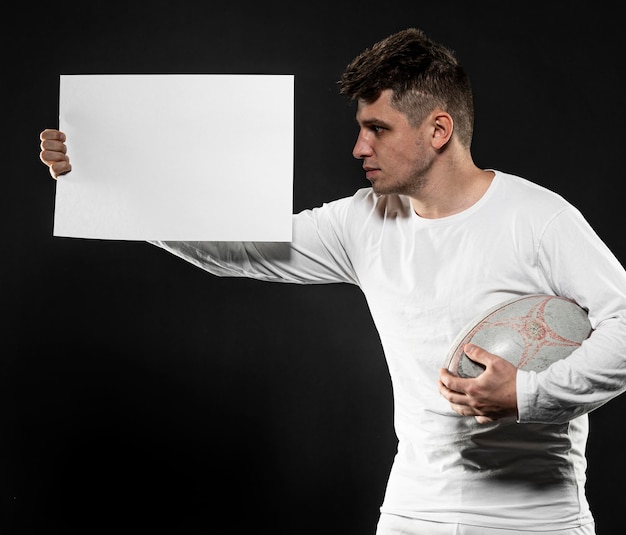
[55,74,294,241]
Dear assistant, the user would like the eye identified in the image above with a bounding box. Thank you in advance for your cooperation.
[370,124,386,134]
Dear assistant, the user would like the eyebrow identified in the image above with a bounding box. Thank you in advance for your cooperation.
[356,116,393,129]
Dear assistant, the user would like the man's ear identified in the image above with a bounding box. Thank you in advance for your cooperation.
[432,112,453,149]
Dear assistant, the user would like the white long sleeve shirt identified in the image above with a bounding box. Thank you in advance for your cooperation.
[152,170,626,529]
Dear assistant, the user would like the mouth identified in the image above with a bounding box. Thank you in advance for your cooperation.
[363,165,380,180]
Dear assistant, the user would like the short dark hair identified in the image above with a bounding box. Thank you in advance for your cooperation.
[338,28,475,147]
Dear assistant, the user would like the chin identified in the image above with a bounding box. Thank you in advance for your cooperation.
[371,183,400,196]
[369,180,386,193]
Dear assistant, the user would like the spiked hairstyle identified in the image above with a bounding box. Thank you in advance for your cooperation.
[338,28,475,148]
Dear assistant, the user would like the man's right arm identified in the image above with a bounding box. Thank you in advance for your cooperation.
[37,128,360,287]
[39,129,72,179]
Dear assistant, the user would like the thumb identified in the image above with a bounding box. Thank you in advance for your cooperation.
[463,344,492,365]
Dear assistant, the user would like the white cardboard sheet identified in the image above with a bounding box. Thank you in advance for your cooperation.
[55,74,294,241]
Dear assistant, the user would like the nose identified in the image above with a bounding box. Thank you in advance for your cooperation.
[352,130,373,160]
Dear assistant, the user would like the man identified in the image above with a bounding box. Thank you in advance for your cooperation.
[39,28,626,535]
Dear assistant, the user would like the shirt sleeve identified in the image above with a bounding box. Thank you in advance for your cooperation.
[517,206,626,423]
[149,196,360,286]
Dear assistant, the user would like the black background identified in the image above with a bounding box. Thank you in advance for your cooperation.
[3,1,625,533]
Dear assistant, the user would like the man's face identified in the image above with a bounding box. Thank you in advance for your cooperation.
[353,89,434,197]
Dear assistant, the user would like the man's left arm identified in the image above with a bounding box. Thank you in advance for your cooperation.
[440,206,626,424]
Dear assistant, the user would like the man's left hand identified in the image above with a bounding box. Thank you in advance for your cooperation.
[439,344,518,424]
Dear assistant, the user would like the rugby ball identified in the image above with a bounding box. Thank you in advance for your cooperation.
[445,294,592,378]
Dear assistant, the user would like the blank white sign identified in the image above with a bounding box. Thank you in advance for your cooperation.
[55,74,294,241]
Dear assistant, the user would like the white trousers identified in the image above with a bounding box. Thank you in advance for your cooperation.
[376,513,596,535]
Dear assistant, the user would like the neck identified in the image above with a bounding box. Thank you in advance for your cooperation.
[409,155,494,219]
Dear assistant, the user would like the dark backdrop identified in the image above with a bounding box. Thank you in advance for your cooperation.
[3,1,624,533]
